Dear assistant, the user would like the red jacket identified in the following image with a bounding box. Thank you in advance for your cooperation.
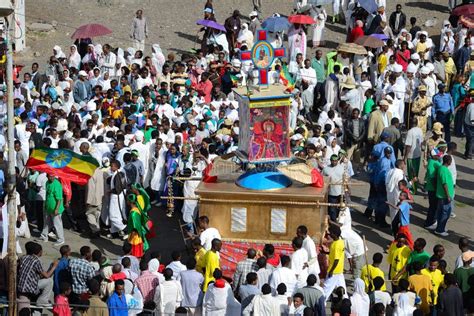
[349,26,364,43]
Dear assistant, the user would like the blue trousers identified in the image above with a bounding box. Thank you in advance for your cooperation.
[435,198,452,233]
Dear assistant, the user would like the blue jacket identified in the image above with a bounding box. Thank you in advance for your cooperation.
[73,79,92,103]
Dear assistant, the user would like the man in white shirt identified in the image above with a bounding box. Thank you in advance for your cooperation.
[269,255,297,297]
[242,284,280,316]
[101,44,117,77]
[256,257,272,291]
[274,283,290,315]
[298,59,317,90]
[154,268,183,314]
[179,258,204,315]
[454,237,474,269]
[297,225,321,277]
[372,276,392,307]
[166,251,187,280]
[404,117,424,186]
[198,216,221,251]
[340,227,365,278]
[291,237,309,289]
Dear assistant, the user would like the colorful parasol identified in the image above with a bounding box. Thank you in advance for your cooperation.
[288,14,316,25]
[71,23,112,40]
[355,35,385,48]
[337,42,368,55]
[196,19,226,32]
[262,16,291,32]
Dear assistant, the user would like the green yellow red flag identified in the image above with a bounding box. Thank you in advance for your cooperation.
[26,148,99,185]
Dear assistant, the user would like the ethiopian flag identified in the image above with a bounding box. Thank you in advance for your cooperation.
[26,148,99,185]
[279,64,296,92]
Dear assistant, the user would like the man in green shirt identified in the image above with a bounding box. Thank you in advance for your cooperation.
[453,251,474,307]
[424,150,442,228]
[434,155,454,237]
[40,174,65,246]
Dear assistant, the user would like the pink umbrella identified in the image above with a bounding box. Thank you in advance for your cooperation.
[71,23,112,40]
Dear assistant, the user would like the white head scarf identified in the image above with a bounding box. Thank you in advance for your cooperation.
[237,23,254,47]
[148,258,160,275]
[350,278,370,316]
[152,44,165,73]
[394,293,416,316]
[53,45,65,59]
[68,45,81,69]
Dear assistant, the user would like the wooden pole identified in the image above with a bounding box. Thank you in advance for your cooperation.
[5,9,17,316]
[362,235,372,291]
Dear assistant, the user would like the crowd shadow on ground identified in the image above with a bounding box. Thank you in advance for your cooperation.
[405,1,449,13]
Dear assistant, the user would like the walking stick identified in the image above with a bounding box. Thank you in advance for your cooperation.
[362,235,372,291]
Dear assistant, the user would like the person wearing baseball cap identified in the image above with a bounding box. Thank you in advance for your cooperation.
[74,70,92,103]
[432,81,454,143]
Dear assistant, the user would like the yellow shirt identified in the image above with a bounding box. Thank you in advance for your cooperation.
[360,264,386,292]
[329,239,345,275]
[416,42,427,54]
[387,244,411,280]
[378,54,388,73]
[421,268,444,305]
[195,247,207,274]
[409,273,433,315]
[202,250,220,292]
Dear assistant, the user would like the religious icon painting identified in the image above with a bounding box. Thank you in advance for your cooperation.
[251,41,274,70]
[248,104,290,162]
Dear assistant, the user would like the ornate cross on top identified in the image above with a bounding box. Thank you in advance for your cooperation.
[240,30,286,88]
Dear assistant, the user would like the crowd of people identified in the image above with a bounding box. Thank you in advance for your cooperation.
[0,0,474,315]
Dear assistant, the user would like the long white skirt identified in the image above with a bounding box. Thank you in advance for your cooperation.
[108,193,126,233]
[182,180,200,224]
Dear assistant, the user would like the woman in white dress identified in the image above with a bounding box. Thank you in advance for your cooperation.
[311,6,327,47]
[288,24,307,62]
[150,138,167,205]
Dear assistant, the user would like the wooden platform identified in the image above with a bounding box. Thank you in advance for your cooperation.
[196,174,328,242]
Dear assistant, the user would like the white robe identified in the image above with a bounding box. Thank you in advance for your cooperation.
[312,8,327,46]
[243,294,281,316]
[291,248,309,289]
[130,141,151,186]
[106,171,126,233]
[269,267,297,296]
[182,160,206,224]
[150,147,166,192]
[288,26,307,62]
[154,280,183,314]
[385,168,405,220]
[303,236,321,276]
[203,283,241,316]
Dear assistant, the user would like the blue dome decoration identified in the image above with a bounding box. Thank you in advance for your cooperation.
[236,170,292,190]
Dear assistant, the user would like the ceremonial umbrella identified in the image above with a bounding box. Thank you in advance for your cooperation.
[71,23,112,40]
[459,15,474,28]
[337,42,368,55]
[288,14,316,25]
[262,16,291,32]
[196,19,226,32]
[355,35,384,48]
[370,33,389,41]
[358,0,378,14]
[453,4,474,17]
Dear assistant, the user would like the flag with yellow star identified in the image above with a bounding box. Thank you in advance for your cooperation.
[26,148,99,185]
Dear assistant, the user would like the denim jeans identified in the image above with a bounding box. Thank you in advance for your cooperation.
[328,195,341,221]
[465,123,474,158]
[435,112,451,143]
[425,190,438,227]
[374,185,388,224]
[435,198,452,233]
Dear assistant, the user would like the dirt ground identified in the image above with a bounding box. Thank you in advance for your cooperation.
[17,0,451,66]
